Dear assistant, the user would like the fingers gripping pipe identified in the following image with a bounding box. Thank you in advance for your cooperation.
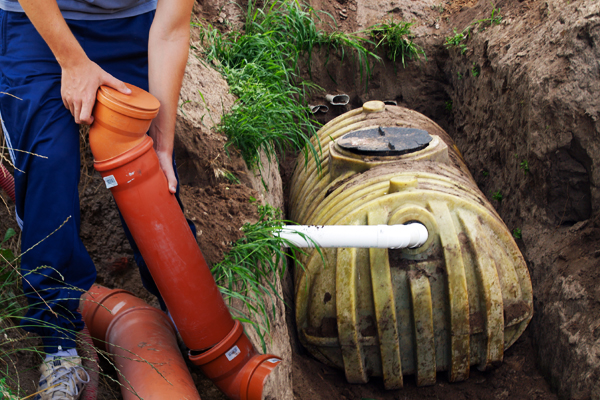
[88,84,281,400]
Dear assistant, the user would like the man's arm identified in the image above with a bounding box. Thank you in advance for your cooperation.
[18,0,131,124]
[148,0,195,194]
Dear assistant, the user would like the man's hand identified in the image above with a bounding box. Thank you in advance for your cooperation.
[18,0,132,125]
[61,59,131,125]
[156,150,177,194]
[147,0,195,194]
[149,122,177,194]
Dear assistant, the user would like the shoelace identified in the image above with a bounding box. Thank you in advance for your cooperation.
[45,365,90,399]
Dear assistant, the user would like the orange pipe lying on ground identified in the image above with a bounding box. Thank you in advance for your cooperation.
[88,84,281,400]
[80,284,200,400]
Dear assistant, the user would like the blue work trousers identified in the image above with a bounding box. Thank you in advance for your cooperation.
[0,10,193,353]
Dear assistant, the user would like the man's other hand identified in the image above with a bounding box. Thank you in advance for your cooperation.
[155,150,177,194]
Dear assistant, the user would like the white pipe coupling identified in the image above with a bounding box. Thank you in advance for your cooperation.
[278,223,428,249]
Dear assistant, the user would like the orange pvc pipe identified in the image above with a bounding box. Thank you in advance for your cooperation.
[90,85,160,162]
[81,285,201,400]
[189,321,282,400]
[89,84,282,400]
[93,137,235,349]
[90,84,234,350]
[80,284,148,349]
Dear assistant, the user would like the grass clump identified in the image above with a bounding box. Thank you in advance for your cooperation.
[471,62,480,77]
[475,5,503,29]
[0,228,44,397]
[0,228,20,318]
[0,226,152,399]
[444,99,453,112]
[444,27,471,54]
[368,18,426,68]
[445,4,502,55]
[211,204,311,350]
[512,227,522,239]
[0,378,18,400]
[491,190,503,202]
[199,0,378,171]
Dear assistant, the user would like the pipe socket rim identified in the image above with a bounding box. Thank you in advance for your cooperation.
[240,355,282,400]
[189,320,244,365]
[96,84,160,120]
[94,136,153,172]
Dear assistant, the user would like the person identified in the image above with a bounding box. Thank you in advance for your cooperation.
[0,0,195,398]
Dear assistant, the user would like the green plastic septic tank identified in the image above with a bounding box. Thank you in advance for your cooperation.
[290,101,532,389]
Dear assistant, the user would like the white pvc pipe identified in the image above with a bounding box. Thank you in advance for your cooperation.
[278,223,428,249]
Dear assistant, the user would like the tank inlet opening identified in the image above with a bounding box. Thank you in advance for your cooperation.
[277,223,428,249]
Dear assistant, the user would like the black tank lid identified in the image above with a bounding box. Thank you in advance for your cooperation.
[337,126,432,156]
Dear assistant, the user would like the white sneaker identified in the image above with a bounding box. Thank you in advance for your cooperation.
[34,356,90,400]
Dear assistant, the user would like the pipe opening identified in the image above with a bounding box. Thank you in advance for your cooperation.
[189,346,213,356]
[325,94,350,105]
[404,221,429,249]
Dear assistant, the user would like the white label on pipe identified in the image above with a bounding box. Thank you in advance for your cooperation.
[225,345,241,361]
[267,358,281,364]
[103,175,118,189]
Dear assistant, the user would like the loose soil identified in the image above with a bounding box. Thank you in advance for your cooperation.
[2,0,599,398]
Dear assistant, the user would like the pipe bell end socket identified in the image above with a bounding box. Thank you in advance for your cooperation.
[189,320,283,400]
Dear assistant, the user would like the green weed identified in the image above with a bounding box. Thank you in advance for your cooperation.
[368,17,426,68]
[457,71,463,80]
[0,226,154,399]
[211,204,314,351]
[0,377,18,399]
[520,159,529,174]
[475,5,503,30]
[445,99,453,112]
[200,0,379,171]
[319,30,376,86]
[472,62,480,77]
[445,4,502,55]
[0,228,20,319]
[491,190,503,202]
[512,227,522,239]
[482,170,489,177]
[444,27,470,54]
[491,7,503,25]
[224,170,240,184]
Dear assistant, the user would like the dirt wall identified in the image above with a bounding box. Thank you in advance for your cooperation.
[443,1,600,398]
